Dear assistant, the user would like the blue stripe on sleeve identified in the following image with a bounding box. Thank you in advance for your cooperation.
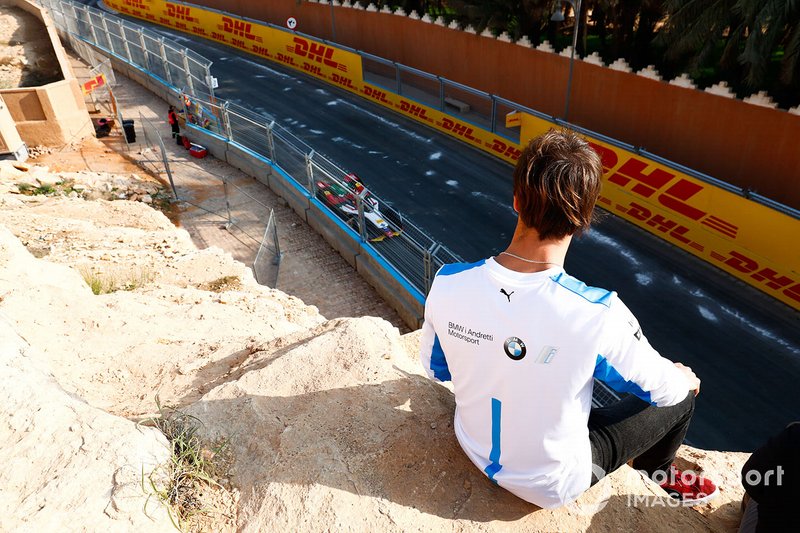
[594,354,654,405]
[550,272,613,307]
[429,334,451,382]
[483,398,503,483]
[437,260,486,277]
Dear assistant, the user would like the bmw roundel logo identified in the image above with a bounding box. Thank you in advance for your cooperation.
[504,337,527,361]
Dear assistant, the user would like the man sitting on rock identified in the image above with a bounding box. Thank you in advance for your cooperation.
[419,129,717,509]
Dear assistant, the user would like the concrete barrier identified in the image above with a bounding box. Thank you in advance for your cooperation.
[224,143,272,186]
[356,244,425,329]
[181,124,228,161]
[306,200,361,268]
[266,166,311,222]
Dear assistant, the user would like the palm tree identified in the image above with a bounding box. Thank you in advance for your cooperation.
[659,0,800,90]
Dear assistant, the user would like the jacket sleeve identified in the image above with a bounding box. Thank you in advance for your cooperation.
[419,284,451,382]
[594,295,691,406]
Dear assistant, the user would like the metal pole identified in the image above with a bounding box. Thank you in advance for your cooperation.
[305,150,315,195]
[223,180,233,227]
[118,21,133,63]
[206,63,216,100]
[395,64,402,95]
[439,76,445,111]
[181,50,195,95]
[490,96,497,133]
[221,101,233,141]
[266,120,277,164]
[138,29,151,71]
[563,0,581,122]
[355,193,367,242]
[159,37,174,85]
[329,0,336,41]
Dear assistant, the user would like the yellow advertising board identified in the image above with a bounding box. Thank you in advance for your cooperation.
[107,0,800,310]
[519,112,800,310]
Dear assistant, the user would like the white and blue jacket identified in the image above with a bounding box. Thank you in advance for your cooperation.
[419,257,690,508]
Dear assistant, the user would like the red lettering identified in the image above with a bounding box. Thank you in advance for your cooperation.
[587,142,618,173]
[725,251,758,274]
[646,214,678,233]
[751,269,794,290]
[610,159,675,197]
[658,179,706,220]
[669,226,693,245]
[784,284,800,303]
[627,202,651,222]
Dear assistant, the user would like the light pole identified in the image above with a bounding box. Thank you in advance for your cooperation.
[551,0,581,122]
[329,0,337,41]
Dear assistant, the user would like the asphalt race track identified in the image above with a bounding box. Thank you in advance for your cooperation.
[89,7,799,451]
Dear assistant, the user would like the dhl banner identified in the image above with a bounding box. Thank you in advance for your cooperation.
[517,112,800,310]
[105,0,800,310]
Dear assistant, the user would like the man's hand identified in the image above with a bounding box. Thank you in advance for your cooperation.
[674,362,700,396]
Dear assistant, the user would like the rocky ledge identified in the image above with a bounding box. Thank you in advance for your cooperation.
[0,166,749,531]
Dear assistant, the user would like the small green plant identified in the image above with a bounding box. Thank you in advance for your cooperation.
[140,397,233,531]
[79,267,113,295]
[34,184,56,195]
[79,266,155,295]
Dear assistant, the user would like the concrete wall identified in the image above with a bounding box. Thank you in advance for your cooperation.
[189,0,800,209]
[0,0,92,147]
[0,96,25,159]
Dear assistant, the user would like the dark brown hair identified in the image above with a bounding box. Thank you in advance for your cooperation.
[512,129,603,240]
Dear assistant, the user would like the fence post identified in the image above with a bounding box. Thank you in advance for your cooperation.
[490,96,497,134]
[205,63,216,100]
[266,120,277,164]
[268,209,282,265]
[65,3,80,35]
[116,19,133,63]
[424,243,439,295]
[181,49,195,95]
[355,192,368,242]
[86,8,99,46]
[305,150,315,196]
[159,37,174,85]
[395,63,402,95]
[99,13,116,57]
[137,29,151,71]
[438,77,445,111]
[222,180,233,227]
[221,101,233,141]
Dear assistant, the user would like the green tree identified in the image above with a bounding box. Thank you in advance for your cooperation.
[659,0,800,90]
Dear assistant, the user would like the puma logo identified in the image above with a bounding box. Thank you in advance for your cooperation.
[500,288,514,302]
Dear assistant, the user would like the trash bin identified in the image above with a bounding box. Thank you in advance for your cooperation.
[122,119,136,143]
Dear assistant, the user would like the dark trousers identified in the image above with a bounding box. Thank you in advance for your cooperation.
[589,392,695,484]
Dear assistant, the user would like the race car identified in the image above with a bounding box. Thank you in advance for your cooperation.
[315,176,403,242]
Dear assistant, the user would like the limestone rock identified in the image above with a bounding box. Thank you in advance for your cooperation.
[0,316,173,531]
[186,317,743,532]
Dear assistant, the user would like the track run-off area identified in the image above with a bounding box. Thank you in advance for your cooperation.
[91,3,799,451]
